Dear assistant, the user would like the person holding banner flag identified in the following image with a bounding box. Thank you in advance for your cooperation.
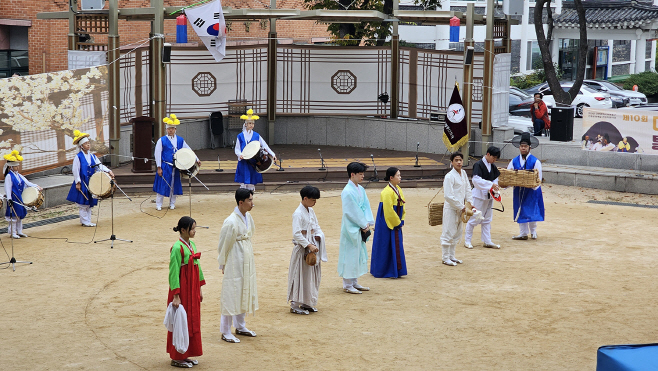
[186,0,227,62]
[443,83,469,152]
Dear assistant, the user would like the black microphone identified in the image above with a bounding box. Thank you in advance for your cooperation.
[91,162,103,168]
[370,154,379,181]
[414,142,421,167]
[318,148,327,171]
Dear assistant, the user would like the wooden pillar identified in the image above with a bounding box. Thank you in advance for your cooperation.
[151,0,166,140]
[481,0,495,154]
[108,0,120,167]
[266,0,277,143]
[390,0,400,118]
[461,3,475,161]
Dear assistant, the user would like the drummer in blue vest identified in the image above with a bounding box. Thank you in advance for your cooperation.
[234,109,276,191]
[66,130,114,227]
[153,114,199,210]
[4,150,42,238]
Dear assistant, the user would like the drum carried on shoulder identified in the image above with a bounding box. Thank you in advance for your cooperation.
[174,148,200,179]
[89,172,116,199]
[22,187,45,209]
[242,141,274,173]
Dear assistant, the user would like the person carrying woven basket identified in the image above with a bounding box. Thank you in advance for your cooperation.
[440,152,474,266]
[507,132,544,240]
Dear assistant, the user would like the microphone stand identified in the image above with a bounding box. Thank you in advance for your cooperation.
[94,179,133,248]
[318,149,327,171]
[414,142,421,167]
[276,157,285,171]
[215,155,224,172]
[0,201,33,271]
[370,154,379,182]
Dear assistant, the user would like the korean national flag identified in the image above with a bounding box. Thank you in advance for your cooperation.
[186,0,227,62]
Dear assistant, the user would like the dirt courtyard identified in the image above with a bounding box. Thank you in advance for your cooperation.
[1,183,658,370]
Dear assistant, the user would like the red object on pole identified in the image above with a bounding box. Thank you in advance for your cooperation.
[633,85,639,92]
[176,14,187,26]
[449,16,460,27]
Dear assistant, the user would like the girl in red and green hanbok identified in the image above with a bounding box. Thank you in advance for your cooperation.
[167,216,205,368]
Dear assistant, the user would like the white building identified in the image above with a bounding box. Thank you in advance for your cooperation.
[399,0,658,80]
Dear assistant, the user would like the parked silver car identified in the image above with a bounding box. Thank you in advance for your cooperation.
[583,80,647,106]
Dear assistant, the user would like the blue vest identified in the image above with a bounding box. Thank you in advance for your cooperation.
[66,151,98,207]
[511,154,544,223]
[234,131,263,185]
[153,136,185,196]
[5,172,27,219]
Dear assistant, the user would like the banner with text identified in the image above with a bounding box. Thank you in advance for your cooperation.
[582,108,658,154]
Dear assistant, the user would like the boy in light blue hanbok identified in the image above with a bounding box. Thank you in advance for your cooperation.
[337,162,375,294]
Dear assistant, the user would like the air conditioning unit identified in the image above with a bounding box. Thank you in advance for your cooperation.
[81,0,106,10]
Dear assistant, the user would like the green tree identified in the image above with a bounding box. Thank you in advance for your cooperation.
[304,0,442,46]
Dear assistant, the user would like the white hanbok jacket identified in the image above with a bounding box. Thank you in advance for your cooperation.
[217,210,258,316]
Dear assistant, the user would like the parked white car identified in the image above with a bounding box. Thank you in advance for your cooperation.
[536,83,612,117]
[494,115,535,134]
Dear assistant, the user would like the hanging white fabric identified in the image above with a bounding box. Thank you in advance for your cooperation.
[163,303,189,353]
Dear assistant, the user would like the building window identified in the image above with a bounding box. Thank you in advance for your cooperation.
[0,50,29,78]
[527,41,541,70]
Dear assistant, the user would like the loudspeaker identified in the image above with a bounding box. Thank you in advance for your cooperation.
[464,46,474,66]
[210,111,224,136]
[81,0,105,10]
[549,106,574,142]
[162,43,172,63]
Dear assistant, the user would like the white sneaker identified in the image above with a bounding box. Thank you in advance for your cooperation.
[531,233,538,240]
[451,258,463,264]
[83,223,96,227]
[170,205,175,210]
[156,205,162,211]
[11,234,20,239]
[464,242,474,249]
[442,260,457,266]
[17,233,28,238]
[483,242,501,249]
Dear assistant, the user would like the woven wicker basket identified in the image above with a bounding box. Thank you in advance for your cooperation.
[428,202,444,226]
[427,187,444,226]
[498,168,541,188]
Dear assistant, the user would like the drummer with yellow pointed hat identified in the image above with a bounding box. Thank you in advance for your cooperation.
[3,150,43,238]
[234,109,276,190]
[153,114,199,210]
[66,130,114,227]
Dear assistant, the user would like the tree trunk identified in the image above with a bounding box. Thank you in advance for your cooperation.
[535,0,587,106]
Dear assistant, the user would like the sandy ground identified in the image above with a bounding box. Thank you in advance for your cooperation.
[2,183,658,370]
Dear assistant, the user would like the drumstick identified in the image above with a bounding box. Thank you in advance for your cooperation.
[78,188,89,201]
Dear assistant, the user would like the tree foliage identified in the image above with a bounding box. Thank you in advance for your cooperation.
[622,71,658,96]
[534,0,587,105]
[303,0,442,46]
[510,62,563,90]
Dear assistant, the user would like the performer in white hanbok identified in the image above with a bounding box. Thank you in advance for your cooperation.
[217,188,258,343]
[337,162,374,294]
[465,146,502,249]
[288,186,327,315]
[440,152,474,266]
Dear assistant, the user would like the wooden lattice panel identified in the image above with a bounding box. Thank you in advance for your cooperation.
[76,14,109,35]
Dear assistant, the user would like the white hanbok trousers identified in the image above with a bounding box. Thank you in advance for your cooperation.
[76,204,93,225]
[440,208,463,262]
[155,194,177,208]
[465,197,494,244]
[518,222,537,236]
[220,313,247,335]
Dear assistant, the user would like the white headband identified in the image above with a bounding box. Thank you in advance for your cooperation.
[78,137,90,146]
